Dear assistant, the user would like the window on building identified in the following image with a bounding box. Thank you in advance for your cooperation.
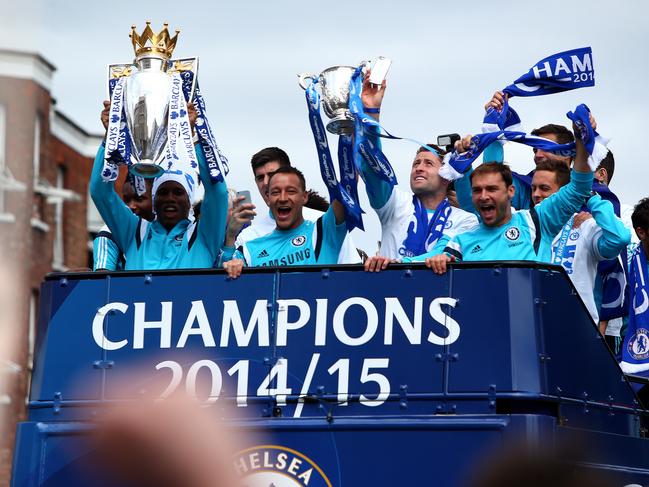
[0,105,23,221]
[33,116,41,187]
[28,290,38,371]
[52,166,66,270]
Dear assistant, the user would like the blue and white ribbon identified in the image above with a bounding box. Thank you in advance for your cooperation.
[348,67,399,186]
[103,77,127,181]
[304,80,363,230]
[166,73,198,176]
[180,70,230,184]
[620,245,649,375]
[503,47,594,98]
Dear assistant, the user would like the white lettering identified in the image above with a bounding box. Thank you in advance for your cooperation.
[532,61,552,79]
[298,467,313,484]
[288,457,302,476]
[384,297,422,345]
[249,452,260,469]
[333,297,378,346]
[571,53,592,73]
[427,297,460,345]
[233,456,247,475]
[554,57,571,76]
[314,298,328,346]
[220,300,269,347]
[276,452,288,470]
[133,302,172,349]
[92,302,129,350]
[277,299,310,346]
[177,300,215,348]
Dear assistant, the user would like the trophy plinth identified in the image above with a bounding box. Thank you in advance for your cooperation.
[326,113,354,135]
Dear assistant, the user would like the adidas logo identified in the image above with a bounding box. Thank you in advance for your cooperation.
[470,245,482,254]
[257,249,269,258]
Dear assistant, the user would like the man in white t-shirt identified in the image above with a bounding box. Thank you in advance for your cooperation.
[533,159,630,324]
[360,75,478,264]
[218,147,361,265]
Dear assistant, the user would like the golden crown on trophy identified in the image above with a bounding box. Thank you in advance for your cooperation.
[129,21,180,59]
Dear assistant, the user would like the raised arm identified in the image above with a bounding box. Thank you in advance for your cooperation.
[195,144,229,260]
[359,73,393,210]
[588,195,631,259]
[89,144,139,253]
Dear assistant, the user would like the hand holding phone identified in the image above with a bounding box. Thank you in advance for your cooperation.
[369,57,392,87]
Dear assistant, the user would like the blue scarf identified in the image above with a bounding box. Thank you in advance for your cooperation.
[400,198,452,258]
[620,245,649,376]
[503,47,594,98]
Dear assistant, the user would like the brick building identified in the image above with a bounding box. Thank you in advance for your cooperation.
[0,49,102,483]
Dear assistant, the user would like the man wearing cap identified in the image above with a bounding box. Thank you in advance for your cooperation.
[89,141,228,270]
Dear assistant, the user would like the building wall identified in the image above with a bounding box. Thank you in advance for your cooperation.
[0,50,101,485]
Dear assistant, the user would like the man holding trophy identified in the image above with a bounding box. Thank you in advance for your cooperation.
[90,22,229,270]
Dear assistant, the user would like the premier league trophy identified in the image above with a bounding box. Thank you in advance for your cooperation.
[298,66,357,135]
[106,22,198,178]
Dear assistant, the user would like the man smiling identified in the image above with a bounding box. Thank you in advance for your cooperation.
[90,143,228,270]
[360,75,478,260]
[222,167,346,278]
[426,116,596,274]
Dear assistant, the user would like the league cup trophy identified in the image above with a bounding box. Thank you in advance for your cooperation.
[298,66,357,135]
[107,22,198,178]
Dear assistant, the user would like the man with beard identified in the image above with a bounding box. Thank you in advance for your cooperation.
[360,74,478,262]
[426,116,596,274]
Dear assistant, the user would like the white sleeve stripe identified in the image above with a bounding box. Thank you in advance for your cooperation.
[242,244,252,266]
[446,240,462,252]
[523,212,537,247]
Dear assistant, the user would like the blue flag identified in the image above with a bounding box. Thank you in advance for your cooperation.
[620,245,649,377]
[503,47,594,97]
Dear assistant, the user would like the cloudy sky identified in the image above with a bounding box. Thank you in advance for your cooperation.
[2,0,648,253]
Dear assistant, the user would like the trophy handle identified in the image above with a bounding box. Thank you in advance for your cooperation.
[107,63,134,99]
[298,73,317,90]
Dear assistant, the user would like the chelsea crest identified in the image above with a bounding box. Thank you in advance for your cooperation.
[234,445,332,487]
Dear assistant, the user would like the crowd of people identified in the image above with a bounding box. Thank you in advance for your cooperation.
[89,70,648,359]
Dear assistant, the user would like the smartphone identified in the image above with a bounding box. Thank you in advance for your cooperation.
[369,56,392,86]
[236,190,252,206]
[437,133,461,151]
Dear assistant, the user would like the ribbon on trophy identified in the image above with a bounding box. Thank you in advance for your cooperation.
[304,80,364,230]
[347,66,399,187]
[166,73,198,175]
[179,70,230,184]
[619,244,649,377]
[104,77,147,195]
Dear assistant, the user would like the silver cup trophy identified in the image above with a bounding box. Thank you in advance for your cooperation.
[107,22,197,178]
[298,66,357,135]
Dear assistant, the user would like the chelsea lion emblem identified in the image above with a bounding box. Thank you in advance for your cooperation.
[234,445,332,487]
[628,328,649,361]
[504,226,520,241]
[292,235,307,247]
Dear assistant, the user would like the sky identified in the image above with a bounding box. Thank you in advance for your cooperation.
[2,0,648,253]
